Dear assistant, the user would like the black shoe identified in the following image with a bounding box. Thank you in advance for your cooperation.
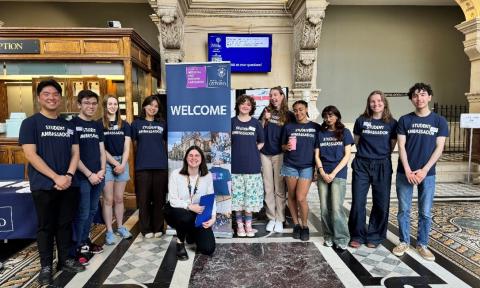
[59,258,86,273]
[176,242,189,261]
[292,224,301,239]
[300,227,310,241]
[186,233,195,245]
[38,265,53,286]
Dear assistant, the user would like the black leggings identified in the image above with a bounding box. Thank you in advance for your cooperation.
[164,203,215,256]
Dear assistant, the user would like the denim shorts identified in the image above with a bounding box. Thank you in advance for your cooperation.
[280,165,313,180]
[105,156,130,182]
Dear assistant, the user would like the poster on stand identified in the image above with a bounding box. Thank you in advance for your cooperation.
[166,62,234,238]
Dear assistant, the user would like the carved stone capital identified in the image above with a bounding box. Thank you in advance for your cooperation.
[306,9,325,26]
[466,92,480,103]
[456,18,480,60]
[159,7,178,24]
[163,49,184,63]
[299,50,316,66]
[292,0,328,91]
[289,88,321,120]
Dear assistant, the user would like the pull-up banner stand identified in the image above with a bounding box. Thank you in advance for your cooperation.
[166,62,233,237]
[460,113,480,184]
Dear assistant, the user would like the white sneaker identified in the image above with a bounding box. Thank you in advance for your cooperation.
[266,220,276,232]
[273,221,284,233]
[144,233,154,239]
[154,232,163,238]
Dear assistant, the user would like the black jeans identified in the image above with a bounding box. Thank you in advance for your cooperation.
[164,203,215,255]
[135,169,168,235]
[31,187,78,267]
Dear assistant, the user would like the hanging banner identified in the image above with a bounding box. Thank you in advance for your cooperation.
[166,62,233,238]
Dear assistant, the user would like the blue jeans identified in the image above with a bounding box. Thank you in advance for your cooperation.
[73,178,105,249]
[396,173,436,247]
[317,177,350,246]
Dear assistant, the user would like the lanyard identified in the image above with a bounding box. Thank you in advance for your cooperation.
[187,175,200,201]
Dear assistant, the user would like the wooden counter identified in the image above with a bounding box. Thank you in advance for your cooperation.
[0,134,136,209]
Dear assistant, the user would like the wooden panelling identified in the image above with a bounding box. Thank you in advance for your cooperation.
[139,51,149,67]
[130,43,140,62]
[0,146,10,163]
[83,39,122,55]
[43,40,81,54]
[0,82,7,122]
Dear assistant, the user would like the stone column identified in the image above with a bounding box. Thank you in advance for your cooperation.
[456,18,480,181]
[149,0,185,90]
[290,0,328,120]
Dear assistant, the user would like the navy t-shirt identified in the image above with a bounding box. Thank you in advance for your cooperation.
[260,110,295,155]
[209,166,231,196]
[131,118,168,170]
[354,116,398,159]
[282,121,320,169]
[397,112,449,176]
[231,117,265,174]
[70,117,104,180]
[19,113,78,191]
[104,121,131,157]
[316,129,354,179]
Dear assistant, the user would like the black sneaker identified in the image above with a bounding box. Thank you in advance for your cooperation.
[186,233,195,245]
[38,265,53,286]
[58,258,86,273]
[292,224,301,239]
[88,242,104,254]
[176,242,189,261]
[300,226,310,241]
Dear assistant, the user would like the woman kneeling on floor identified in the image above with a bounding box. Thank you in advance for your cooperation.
[165,145,216,260]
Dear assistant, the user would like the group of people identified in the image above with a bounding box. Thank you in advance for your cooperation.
[20,79,447,286]
[19,79,172,285]
[230,83,447,262]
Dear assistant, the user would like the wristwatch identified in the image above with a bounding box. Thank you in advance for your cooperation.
[66,172,74,178]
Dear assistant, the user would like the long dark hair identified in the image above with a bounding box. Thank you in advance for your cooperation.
[179,146,209,177]
[265,86,290,126]
[361,90,393,123]
[321,105,345,141]
[102,95,124,129]
[140,95,164,122]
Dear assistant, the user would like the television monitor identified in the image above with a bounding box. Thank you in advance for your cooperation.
[208,33,272,73]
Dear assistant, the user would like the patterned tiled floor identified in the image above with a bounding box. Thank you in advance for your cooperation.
[104,235,172,285]
[349,245,418,278]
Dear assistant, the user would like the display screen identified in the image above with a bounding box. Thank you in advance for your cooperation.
[208,33,272,73]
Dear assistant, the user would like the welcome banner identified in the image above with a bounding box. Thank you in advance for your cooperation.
[166,62,233,237]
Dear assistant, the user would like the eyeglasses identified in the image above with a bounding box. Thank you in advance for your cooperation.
[81,101,98,106]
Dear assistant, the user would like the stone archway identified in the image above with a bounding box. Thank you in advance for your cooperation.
[454,0,480,165]
[455,0,480,21]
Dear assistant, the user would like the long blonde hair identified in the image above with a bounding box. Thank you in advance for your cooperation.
[102,95,124,129]
[361,90,393,123]
[266,86,290,126]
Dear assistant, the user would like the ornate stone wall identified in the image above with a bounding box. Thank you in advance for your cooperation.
[149,0,186,89]
[290,0,328,119]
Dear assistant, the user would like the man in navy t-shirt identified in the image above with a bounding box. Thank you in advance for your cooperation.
[70,90,106,263]
[392,83,448,262]
[19,79,85,285]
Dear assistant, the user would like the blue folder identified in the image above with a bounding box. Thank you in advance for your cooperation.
[194,194,215,228]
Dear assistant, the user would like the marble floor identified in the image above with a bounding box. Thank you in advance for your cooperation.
[0,183,479,288]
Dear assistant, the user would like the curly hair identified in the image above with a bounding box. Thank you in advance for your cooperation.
[235,95,256,116]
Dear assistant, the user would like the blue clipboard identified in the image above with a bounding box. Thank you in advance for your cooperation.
[194,194,215,228]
